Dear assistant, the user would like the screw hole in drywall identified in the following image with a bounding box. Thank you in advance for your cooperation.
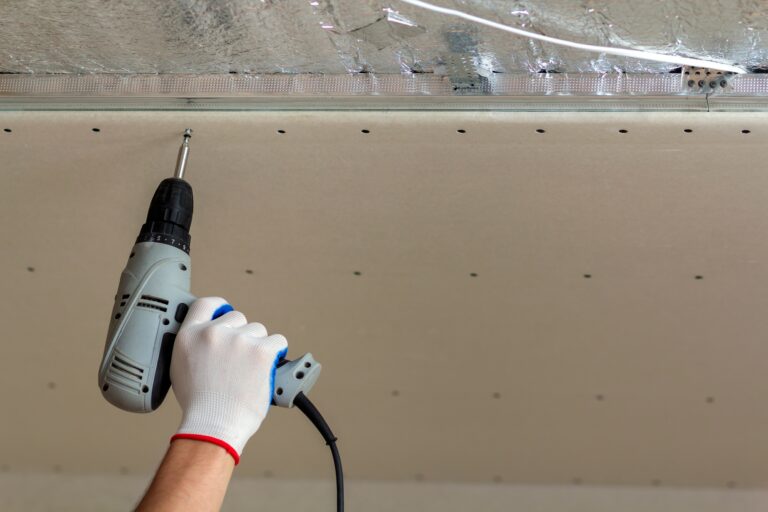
[536,128,546,133]
[92,128,100,133]
[353,271,362,276]
[695,275,703,280]
[470,272,478,277]
[277,129,286,134]
[457,129,466,133]
[3,128,10,133]
[618,129,628,134]
[684,129,693,133]
[27,266,35,272]
[583,274,592,279]
[361,129,370,134]
[245,269,253,274]
[742,129,751,134]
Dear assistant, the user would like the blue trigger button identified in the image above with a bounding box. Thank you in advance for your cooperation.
[211,303,234,320]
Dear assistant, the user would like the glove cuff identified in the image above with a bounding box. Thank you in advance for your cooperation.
[174,391,263,461]
[170,433,240,465]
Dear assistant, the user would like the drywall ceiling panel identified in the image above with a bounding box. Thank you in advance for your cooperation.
[1,111,768,490]
[0,0,765,74]
[2,475,768,512]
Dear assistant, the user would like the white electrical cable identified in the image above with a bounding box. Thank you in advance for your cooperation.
[399,0,747,74]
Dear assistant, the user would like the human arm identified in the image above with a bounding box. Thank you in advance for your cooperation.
[137,297,288,511]
[136,439,234,512]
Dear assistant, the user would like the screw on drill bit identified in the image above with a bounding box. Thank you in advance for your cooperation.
[174,129,193,179]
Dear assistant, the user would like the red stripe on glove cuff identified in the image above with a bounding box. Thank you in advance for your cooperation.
[171,433,240,465]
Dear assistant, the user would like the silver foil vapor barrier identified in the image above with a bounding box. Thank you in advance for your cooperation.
[0,0,763,74]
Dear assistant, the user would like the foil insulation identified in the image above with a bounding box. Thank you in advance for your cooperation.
[0,0,763,75]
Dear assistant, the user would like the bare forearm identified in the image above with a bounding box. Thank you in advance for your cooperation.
[137,439,235,512]
[137,298,287,509]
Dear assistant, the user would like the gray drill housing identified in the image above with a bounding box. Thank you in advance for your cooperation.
[98,241,320,413]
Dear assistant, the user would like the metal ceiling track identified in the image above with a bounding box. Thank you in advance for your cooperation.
[3,73,768,111]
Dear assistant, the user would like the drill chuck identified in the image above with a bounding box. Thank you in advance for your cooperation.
[136,177,194,253]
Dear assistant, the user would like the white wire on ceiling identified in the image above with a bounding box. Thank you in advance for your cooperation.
[399,0,747,74]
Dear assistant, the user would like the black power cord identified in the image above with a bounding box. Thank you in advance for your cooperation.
[293,392,344,512]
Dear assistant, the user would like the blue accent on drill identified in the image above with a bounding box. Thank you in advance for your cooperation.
[270,347,288,406]
[211,303,234,320]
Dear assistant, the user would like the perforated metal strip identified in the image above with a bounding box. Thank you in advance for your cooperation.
[0,73,766,111]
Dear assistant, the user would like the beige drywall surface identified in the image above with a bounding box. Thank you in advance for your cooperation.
[0,473,766,512]
[0,111,767,508]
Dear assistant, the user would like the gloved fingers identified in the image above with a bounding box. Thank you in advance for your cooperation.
[211,310,248,329]
[259,334,288,356]
[183,297,231,326]
[241,322,268,338]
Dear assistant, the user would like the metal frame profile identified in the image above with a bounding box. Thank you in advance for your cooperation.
[2,72,768,111]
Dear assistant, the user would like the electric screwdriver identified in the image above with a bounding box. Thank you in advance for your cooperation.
[97,130,343,511]
[98,129,320,413]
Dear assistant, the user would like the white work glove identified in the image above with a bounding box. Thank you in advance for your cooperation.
[170,297,288,464]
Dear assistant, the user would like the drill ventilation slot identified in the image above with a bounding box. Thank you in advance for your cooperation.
[107,353,145,393]
[137,294,169,312]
